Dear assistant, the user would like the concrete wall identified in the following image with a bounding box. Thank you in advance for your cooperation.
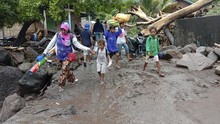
[1,22,44,37]
[174,15,220,47]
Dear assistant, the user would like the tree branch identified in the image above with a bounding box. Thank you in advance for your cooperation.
[128,6,154,22]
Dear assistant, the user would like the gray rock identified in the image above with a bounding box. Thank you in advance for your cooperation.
[25,46,38,62]
[207,52,218,62]
[0,93,25,122]
[160,45,177,52]
[176,53,215,71]
[206,47,214,54]
[215,66,220,76]
[181,46,191,54]
[18,62,32,72]
[19,70,52,95]
[0,47,12,66]
[186,43,198,52]
[214,48,220,57]
[10,52,25,66]
[164,49,183,59]
[196,46,207,55]
[0,66,23,106]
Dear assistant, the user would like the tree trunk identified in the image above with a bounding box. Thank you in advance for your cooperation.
[163,27,175,45]
[141,0,214,36]
[14,21,33,46]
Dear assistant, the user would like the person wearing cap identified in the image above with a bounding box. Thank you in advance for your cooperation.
[37,22,94,91]
[80,23,94,67]
[104,25,122,69]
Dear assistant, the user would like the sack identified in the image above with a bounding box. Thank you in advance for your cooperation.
[68,52,76,62]
[113,13,131,23]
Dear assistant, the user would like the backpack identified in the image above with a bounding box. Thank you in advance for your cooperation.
[97,48,108,58]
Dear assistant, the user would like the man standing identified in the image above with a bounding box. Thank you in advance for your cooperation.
[80,23,94,67]
[117,22,132,61]
[93,19,104,41]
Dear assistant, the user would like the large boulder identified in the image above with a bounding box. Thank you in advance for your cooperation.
[196,46,207,55]
[215,66,220,76]
[214,48,220,57]
[207,52,218,62]
[25,46,38,62]
[10,52,25,66]
[160,45,183,59]
[176,53,215,71]
[18,62,32,73]
[180,43,198,54]
[0,66,23,106]
[163,49,183,59]
[0,47,11,66]
[180,46,191,54]
[19,70,52,95]
[206,47,214,54]
[0,93,25,123]
[160,45,177,52]
[186,43,198,52]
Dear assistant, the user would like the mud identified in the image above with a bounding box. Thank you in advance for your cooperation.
[3,57,220,124]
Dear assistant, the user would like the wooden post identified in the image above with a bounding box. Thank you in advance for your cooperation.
[68,10,72,31]
[43,9,48,36]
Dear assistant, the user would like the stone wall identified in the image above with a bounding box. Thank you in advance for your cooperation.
[174,15,220,47]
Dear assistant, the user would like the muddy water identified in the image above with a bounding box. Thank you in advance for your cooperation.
[4,58,220,124]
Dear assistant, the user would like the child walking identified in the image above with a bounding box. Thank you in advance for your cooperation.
[104,25,122,68]
[96,39,110,85]
[143,27,165,77]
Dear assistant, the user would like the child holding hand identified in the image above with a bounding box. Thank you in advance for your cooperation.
[95,39,111,85]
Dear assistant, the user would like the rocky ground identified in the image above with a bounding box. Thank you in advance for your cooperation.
[3,55,220,124]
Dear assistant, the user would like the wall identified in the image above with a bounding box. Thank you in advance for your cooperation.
[174,15,220,47]
[0,22,44,37]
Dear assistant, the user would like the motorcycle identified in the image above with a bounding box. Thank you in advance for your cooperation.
[127,35,146,58]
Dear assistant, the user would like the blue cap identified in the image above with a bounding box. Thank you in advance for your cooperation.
[84,23,90,30]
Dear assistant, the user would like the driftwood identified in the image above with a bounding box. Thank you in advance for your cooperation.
[4,46,25,51]
[129,0,214,36]
[214,43,220,48]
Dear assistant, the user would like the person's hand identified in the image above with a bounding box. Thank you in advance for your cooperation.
[89,49,95,55]
[36,54,45,62]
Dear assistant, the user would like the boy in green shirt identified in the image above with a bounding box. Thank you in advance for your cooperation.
[143,27,165,77]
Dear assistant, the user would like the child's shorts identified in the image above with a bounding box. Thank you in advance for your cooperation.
[97,62,107,74]
[146,55,159,63]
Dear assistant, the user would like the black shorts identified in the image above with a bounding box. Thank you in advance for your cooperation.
[109,51,118,58]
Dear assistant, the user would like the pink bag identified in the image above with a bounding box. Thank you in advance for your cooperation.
[68,52,76,62]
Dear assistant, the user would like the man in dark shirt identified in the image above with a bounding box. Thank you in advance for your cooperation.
[93,19,104,41]
[80,23,94,67]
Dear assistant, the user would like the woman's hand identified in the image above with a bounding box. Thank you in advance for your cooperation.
[89,49,96,55]
[36,54,46,62]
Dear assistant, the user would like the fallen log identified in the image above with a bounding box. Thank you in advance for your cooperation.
[140,0,214,36]
[214,43,220,48]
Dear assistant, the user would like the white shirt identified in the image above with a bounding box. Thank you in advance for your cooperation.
[116,28,126,44]
[97,48,107,63]
[43,33,90,55]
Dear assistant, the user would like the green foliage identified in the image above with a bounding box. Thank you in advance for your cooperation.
[140,0,172,16]
[0,0,19,28]
[0,0,137,27]
[205,1,220,16]
[18,0,43,22]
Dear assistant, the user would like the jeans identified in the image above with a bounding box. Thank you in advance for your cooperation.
[95,32,102,41]
[118,43,129,55]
